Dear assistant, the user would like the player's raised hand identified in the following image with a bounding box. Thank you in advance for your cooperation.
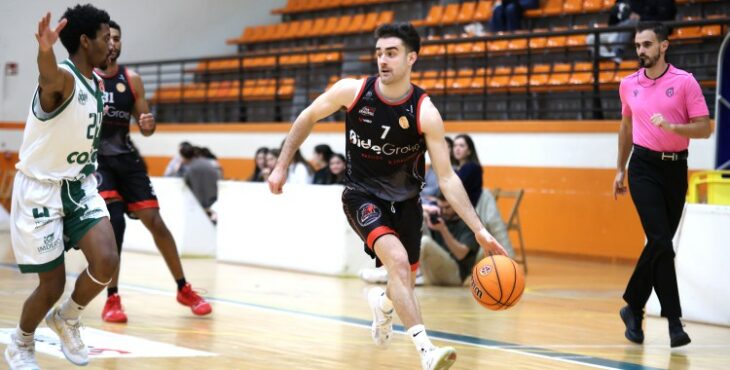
[267,165,288,194]
[36,13,67,52]
[138,113,155,132]
[476,229,507,256]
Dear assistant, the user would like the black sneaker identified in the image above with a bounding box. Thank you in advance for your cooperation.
[620,306,644,344]
[669,320,691,348]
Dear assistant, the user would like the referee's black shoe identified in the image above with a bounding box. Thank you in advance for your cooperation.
[620,306,645,344]
[669,319,691,348]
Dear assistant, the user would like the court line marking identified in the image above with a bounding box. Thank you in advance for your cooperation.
[0,263,662,370]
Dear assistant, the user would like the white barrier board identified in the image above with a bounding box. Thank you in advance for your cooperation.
[123,177,216,257]
[647,204,730,326]
[216,181,373,276]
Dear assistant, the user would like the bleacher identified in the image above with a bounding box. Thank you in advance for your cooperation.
[141,0,729,123]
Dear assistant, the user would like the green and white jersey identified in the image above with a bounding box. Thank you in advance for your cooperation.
[16,59,104,182]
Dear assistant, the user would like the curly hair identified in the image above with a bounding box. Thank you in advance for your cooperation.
[59,4,110,54]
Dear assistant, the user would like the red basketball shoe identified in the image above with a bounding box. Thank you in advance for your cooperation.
[102,294,128,323]
[176,283,212,315]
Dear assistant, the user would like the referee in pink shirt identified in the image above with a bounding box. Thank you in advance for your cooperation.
[613,22,712,348]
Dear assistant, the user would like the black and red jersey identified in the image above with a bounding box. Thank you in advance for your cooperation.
[344,76,428,202]
[97,65,137,155]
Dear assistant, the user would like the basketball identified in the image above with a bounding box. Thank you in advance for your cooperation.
[470,255,525,310]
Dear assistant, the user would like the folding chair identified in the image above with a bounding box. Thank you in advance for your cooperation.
[493,188,527,273]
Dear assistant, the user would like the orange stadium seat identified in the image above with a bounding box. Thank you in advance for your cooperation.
[473,1,494,22]
[542,0,564,16]
[377,11,394,27]
[440,3,461,25]
[528,64,551,88]
[490,66,512,90]
[457,2,477,24]
[361,12,379,33]
[346,13,366,34]
[567,27,588,47]
[508,66,529,91]
[334,15,353,34]
[563,0,583,14]
[546,29,567,48]
[422,6,444,27]
[602,0,616,10]
[320,16,339,36]
[583,0,603,12]
[547,63,572,90]
[450,69,475,94]
[508,33,528,51]
[488,33,509,52]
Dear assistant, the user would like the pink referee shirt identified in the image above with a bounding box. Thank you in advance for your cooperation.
[619,64,709,152]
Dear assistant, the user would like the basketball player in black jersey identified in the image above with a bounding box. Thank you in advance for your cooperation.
[268,23,506,370]
[95,20,211,323]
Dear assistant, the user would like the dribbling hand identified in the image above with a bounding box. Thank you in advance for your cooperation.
[476,229,507,256]
[36,13,67,52]
[267,166,288,194]
[613,170,627,199]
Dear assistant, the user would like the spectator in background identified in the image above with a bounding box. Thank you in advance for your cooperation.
[249,147,269,182]
[453,134,482,207]
[260,148,280,181]
[610,0,677,62]
[420,192,481,286]
[199,147,223,178]
[164,141,192,177]
[312,144,334,184]
[489,0,540,33]
[327,153,347,184]
[288,149,315,184]
[422,137,455,205]
[181,145,221,222]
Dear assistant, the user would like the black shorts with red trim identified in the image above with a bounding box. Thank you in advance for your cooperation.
[341,187,423,271]
[96,152,159,212]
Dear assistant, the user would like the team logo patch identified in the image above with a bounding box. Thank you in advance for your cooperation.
[398,116,409,129]
[78,90,88,104]
[116,82,126,93]
[666,87,674,97]
[358,106,376,117]
[357,203,382,227]
[633,89,639,97]
[479,264,492,276]
[38,234,60,254]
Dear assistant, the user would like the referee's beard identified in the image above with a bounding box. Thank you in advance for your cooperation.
[638,52,661,69]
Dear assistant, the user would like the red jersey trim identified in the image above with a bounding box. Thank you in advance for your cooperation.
[94,66,118,79]
[127,200,159,211]
[416,93,428,135]
[123,67,138,102]
[373,78,415,106]
[99,190,122,201]
[366,226,396,250]
[410,261,420,272]
[346,78,369,113]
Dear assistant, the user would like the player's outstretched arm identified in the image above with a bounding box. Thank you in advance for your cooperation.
[35,12,73,112]
[267,78,362,194]
[129,70,155,136]
[420,98,506,256]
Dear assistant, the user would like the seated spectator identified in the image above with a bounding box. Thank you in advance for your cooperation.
[312,144,334,185]
[288,149,314,184]
[610,0,677,62]
[164,141,192,177]
[489,0,540,33]
[422,137,455,205]
[180,145,221,223]
[249,147,269,182]
[453,134,482,207]
[199,147,223,178]
[260,148,280,181]
[326,153,347,185]
[420,192,481,286]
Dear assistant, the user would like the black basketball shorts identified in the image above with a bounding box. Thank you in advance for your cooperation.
[341,187,423,271]
[96,152,159,212]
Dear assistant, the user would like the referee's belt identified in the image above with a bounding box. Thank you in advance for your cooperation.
[633,145,688,161]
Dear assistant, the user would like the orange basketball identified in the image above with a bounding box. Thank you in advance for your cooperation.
[470,255,525,310]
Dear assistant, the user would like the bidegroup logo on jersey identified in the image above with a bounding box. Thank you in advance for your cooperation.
[349,130,421,156]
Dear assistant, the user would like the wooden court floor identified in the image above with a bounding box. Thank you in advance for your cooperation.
[0,231,728,370]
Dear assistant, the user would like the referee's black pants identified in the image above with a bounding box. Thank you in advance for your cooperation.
[623,148,687,319]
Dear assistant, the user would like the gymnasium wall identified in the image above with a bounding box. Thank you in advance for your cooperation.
[0,121,718,260]
[0,0,285,121]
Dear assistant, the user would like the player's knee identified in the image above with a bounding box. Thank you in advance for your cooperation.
[89,249,119,281]
[145,212,168,235]
[39,275,66,301]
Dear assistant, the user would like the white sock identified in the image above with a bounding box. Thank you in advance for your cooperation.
[407,324,435,353]
[379,292,393,313]
[15,325,34,343]
[59,297,84,321]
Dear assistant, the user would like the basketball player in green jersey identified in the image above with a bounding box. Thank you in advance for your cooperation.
[5,5,117,369]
